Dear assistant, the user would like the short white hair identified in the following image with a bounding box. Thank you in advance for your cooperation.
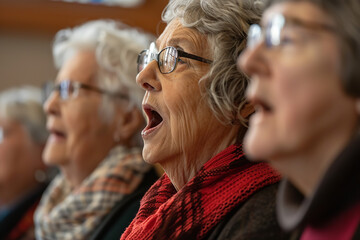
[0,86,47,144]
[53,19,154,114]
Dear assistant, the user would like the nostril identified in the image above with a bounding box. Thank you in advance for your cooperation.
[143,83,155,91]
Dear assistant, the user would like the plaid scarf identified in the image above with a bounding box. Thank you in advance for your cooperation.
[34,146,150,240]
[121,144,280,240]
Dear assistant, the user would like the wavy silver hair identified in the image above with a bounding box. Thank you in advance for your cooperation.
[53,20,154,118]
[0,86,47,144]
[162,0,264,126]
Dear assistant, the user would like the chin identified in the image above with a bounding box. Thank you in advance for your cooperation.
[244,135,268,162]
[142,145,157,165]
[42,147,66,167]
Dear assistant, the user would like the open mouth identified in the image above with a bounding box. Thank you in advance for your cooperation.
[49,129,66,139]
[254,99,272,113]
[142,105,163,137]
[144,106,163,129]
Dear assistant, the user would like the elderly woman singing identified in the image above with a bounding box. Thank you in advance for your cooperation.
[34,20,158,240]
[121,0,289,239]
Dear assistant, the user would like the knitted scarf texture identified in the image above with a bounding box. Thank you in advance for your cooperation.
[121,144,280,240]
[34,146,150,240]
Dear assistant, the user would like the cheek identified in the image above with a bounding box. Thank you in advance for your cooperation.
[65,103,102,139]
[274,49,343,148]
[63,103,110,160]
[165,81,205,148]
[276,45,341,117]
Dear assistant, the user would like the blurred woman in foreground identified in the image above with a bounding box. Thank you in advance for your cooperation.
[239,0,360,239]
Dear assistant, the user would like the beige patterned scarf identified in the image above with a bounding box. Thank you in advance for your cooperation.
[34,146,150,240]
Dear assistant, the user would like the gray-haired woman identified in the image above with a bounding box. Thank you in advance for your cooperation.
[121,0,288,239]
[0,86,49,240]
[34,20,158,240]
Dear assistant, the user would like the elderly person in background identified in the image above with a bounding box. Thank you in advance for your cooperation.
[0,86,49,240]
[121,0,289,239]
[34,20,158,240]
[239,0,360,239]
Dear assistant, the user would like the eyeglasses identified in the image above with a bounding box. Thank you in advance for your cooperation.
[247,13,336,49]
[43,80,127,101]
[137,42,212,74]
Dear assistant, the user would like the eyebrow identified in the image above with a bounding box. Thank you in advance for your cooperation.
[156,37,193,52]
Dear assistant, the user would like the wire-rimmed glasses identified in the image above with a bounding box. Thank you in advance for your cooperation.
[247,13,336,49]
[137,42,212,74]
[43,80,127,101]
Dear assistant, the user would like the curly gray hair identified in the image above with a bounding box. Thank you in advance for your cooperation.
[162,0,264,126]
[0,86,47,144]
[53,20,154,118]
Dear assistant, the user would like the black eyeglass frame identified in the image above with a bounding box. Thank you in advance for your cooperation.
[137,46,213,74]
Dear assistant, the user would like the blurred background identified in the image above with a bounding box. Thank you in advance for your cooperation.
[0,0,168,90]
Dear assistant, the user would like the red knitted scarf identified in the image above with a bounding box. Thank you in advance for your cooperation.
[121,144,280,240]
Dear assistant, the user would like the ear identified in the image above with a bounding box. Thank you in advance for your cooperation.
[114,106,144,144]
[240,102,255,119]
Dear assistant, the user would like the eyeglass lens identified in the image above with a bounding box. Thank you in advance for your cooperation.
[138,47,178,74]
[43,80,80,101]
[159,47,177,73]
[247,14,286,48]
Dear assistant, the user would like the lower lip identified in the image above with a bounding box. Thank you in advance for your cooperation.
[48,133,66,143]
[141,121,163,139]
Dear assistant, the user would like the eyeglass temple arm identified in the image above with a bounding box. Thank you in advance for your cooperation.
[178,50,212,64]
[79,83,128,100]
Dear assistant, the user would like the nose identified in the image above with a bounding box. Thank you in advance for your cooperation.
[237,42,269,79]
[43,91,60,117]
[136,60,161,92]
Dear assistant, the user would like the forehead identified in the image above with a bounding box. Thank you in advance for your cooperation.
[56,50,98,85]
[263,1,334,25]
[156,18,208,53]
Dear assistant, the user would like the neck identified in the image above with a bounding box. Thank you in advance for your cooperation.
[162,124,240,191]
[61,145,114,189]
[271,126,356,197]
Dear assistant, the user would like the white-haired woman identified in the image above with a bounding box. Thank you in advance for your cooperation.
[121,0,289,239]
[0,86,49,240]
[34,20,158,240]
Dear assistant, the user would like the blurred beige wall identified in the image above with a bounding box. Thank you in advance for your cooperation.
[0,31,56,91]
[0,0,167,92]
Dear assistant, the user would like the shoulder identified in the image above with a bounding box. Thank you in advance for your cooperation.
[89,168,159,240]
[210,183,290,240]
